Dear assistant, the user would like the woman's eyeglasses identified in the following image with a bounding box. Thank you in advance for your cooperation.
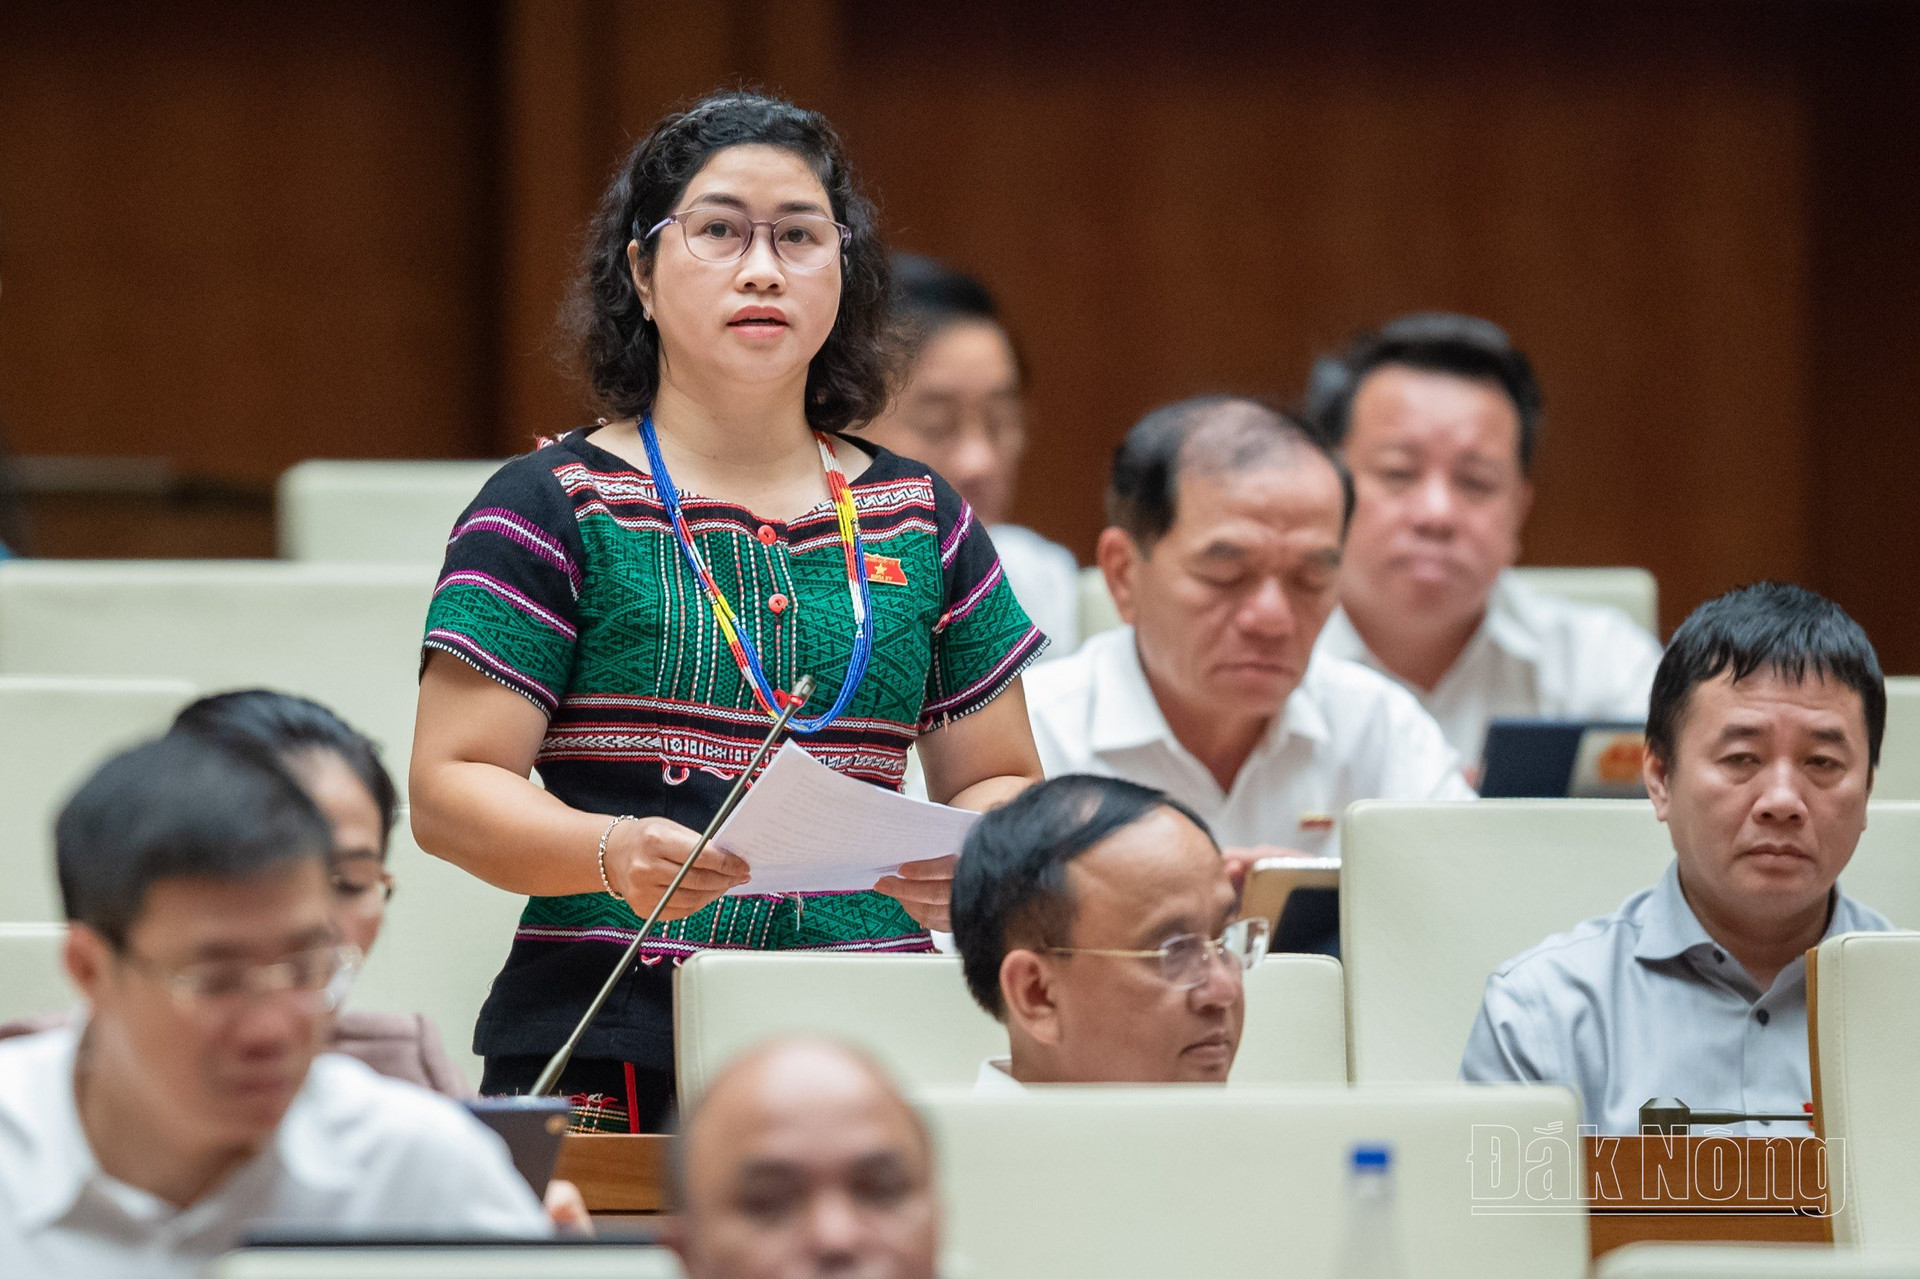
[1046,917,1270,990]
[640,207,849,271]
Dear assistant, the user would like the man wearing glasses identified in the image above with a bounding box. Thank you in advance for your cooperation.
[0,734,546,1277]
[950,774,1263,1088]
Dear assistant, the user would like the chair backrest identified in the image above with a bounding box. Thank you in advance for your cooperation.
[673,951,1348,1104]
[1075,563,1660,642]
[1875,677,1920,801]
[674,953,1004,1105]
[347,829,524,1090]
[921,1083,1588,1279]
[0,561,436,800]
[1811,932,1920,1248]
[1077,564,1123,639]
[211,1244,679,1278]
[0,675,197,919]
[1342,799,1920,1083]
[1509,565,1660,633]
[0,923,75,1027]
[1601,1244,1920,1279]
[277,459,501,563]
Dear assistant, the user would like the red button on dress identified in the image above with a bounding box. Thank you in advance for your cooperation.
[768,593,789,614]
[756,524,778,545]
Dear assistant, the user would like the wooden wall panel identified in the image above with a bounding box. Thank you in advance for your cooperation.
[833,0,1817,633]
[1801,4,1920,672]
[1,0,1916,663]
[0,0,496,485]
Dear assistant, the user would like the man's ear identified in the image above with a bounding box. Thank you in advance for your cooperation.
[998,949,1063,1047]
[1095,527,1143,628]
[1644,747,1673,822]
[63,923,113,1007]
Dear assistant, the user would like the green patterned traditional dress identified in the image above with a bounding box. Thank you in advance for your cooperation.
[421,428,1043,1123]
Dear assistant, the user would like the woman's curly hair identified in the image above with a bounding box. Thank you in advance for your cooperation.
[564,91,897,433]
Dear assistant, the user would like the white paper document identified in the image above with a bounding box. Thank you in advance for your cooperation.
[715,742,980,896]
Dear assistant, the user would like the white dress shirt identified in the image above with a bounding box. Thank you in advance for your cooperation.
[0,1026,548,1279]
[974,1058,1024,1093]
[1460,861,1897,1134]
[988,523,1081,662]
[1023,627,1473,853]
[1315,571,1664,766]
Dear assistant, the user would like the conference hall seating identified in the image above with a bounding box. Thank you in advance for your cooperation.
[0,923,70,1028]
[921,1084,1587,1279]
[1341,798,1920,1083]
[1810,931,1920,1249]
[0,674,195,919]
[673,950,1347,1103]
[277,459,499,564]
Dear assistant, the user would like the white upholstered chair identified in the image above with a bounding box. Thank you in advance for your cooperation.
[0,560,436,801]
[1872,677,1920,801]
[673,950,1348,1103]
[1508,565,1659,633]
[922,1083,1588,1279]
[0,675,196,920]
[277,459,500,564]
[1341,799,1920,1083]
[0,923,75,1028]
[1810,931,1920,1248]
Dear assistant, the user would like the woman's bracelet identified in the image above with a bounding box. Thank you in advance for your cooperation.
[597,814,640,900]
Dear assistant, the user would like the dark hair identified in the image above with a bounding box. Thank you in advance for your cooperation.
[1646,582,1886,770]
[888,252,1026,380]
[951,774,1215,1018]
[57,734,332,948]
[1107,395,1355,550]
[1307,312,1544,474]
[566,90,895,433]
[171,689,398,848]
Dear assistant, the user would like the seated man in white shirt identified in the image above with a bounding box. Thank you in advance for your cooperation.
[950,774,1265,1088]
[1308,312,1663,769]
[862,253,1080,657]
[0,734,547,1278]
[1461,583,1896,1133]
[667,1037,938,1279]
[1024,394,1471,951]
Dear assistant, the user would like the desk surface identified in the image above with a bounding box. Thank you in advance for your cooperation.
[557,1131,1836,1255]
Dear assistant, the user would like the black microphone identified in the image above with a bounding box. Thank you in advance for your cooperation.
[531,674,817,1097]
[1638,1097,1812,1135]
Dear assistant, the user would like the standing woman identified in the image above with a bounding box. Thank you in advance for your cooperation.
[409,92,1046,1129]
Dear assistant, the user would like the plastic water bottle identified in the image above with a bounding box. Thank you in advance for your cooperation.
[1335,1144,1405,1279]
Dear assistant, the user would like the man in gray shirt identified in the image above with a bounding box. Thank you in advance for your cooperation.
[1461,582,1895,1133]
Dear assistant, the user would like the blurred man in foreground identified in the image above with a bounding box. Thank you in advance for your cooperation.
[667,1037,939,1279]
[0,734,546,1277]
[951,774,1264,1087]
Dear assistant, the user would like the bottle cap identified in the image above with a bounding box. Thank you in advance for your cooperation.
[1352,1144,1392,1170]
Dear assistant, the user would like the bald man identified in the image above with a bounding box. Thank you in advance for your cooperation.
[667,1038,940,1279]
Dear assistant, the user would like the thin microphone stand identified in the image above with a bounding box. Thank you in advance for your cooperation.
[530,673,816,1097]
